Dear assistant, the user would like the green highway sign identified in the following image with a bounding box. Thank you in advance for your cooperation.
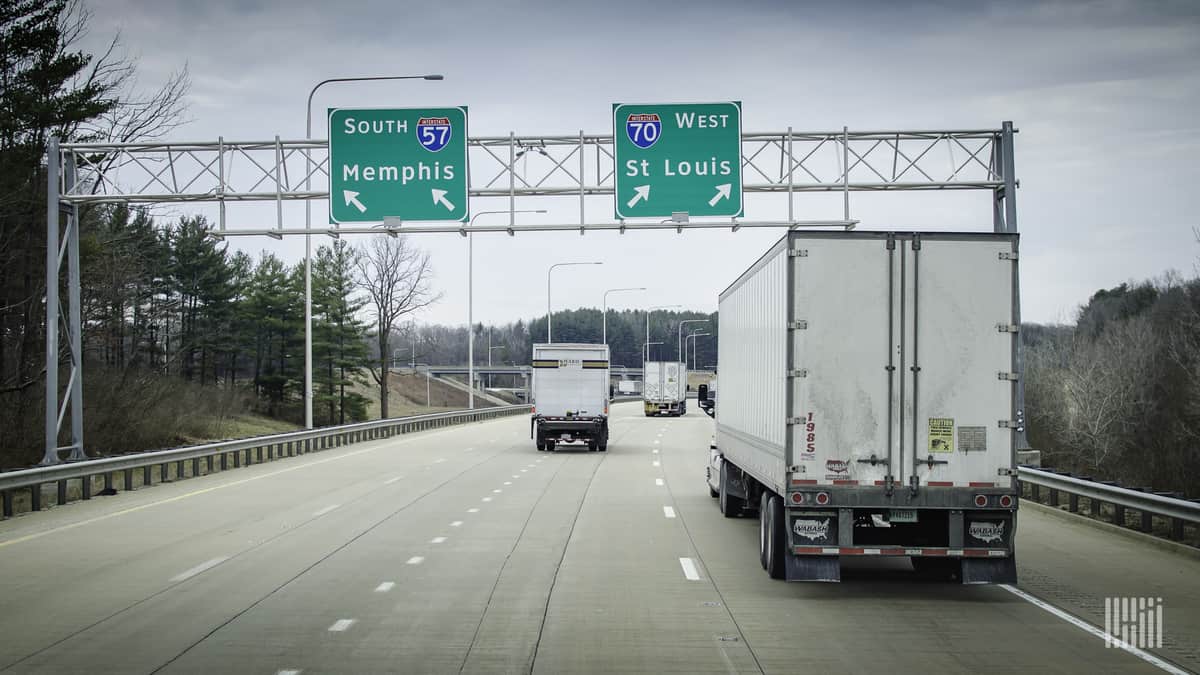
[328,106,468,224]
[613,101,742,219]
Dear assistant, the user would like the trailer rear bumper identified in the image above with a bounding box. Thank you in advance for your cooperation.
[533,416,606,442]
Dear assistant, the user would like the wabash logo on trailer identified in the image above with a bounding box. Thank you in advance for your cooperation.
[626,113,662,149]
[792,517,831,542]
[416,116,452,152]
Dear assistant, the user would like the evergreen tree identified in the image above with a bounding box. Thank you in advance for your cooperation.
[313,241,368,425]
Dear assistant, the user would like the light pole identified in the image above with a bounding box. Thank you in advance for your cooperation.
[602,287,646,345]
[686,332,710,371]
[305,73,442,429]
[467,209,544,409]
[643,305,680,365]
[677,319,709,363]
[547,261,603,342]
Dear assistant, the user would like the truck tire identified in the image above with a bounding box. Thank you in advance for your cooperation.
[588,440,598,451]
[546,441,556,452]
[719,462,743,518]
[764,495,786,579]
[758,493,771,570]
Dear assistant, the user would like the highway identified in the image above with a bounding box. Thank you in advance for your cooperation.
[0,402,1196,674]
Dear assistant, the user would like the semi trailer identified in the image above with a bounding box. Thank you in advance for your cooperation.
[530,343,610,452]
[707,231,1020,583]
[643,361,687,416]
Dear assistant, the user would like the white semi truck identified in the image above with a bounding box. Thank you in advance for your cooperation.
[706,231,1020,583]
[530,343,610,452]
[643,361,687,416]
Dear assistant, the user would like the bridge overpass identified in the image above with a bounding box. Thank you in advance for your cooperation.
[0,402,1196,673]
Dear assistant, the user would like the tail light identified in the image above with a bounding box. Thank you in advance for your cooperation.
[531,406,536,414]
[790,492,804,505]
[974,494,988,507]
[815,492,830,506]
[999,494,1014,508]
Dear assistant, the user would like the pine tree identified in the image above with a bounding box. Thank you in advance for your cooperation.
[313,241,368,425]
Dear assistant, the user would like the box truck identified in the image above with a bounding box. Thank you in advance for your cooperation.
[617,379,641,396]
[530,343,610,451]
[643,361,687,416]
[706,231,1020,583]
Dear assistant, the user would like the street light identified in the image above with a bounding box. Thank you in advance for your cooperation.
[643,305,680,365]
[602,287,646,345]
[547,261,603,342]
[686,332,710,370]
[304,73,442,428]
[677,319,710,362]
[468,209,545,409]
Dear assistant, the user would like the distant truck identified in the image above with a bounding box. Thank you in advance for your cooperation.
[530,343,610,452]
[707,231,1020,584]
[643,361,687,416]
[617,379,641,396]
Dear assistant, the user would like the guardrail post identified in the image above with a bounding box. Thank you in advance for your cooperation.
[104,472,113,493]
[1048,487,1058,507]
[2,491,12,518]
[192,458,200,477]
[1171,518,1185,540]
[1112,502,1125,527]
[233,451,241,468]
[176,460,184,479]
[1140,509,1153,533]
[81,475,91,500]
[57,480,67,505]
[1030,483,1040,502]
[30,485,41,511]
[124,469,134,490]
[143,465,152,487]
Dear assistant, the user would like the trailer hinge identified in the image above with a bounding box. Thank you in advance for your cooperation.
[998,420,1021,429]
[789,248,809,258]
[785,417,805,425]
[997,372,1020,381]
[911,235,922,251]
[999,251,1019,261]
[788,320,809,330]
[997,467,1018,477]
[787,369,809,378]
[996,323,1020,333]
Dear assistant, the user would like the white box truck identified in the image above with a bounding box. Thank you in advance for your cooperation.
[617,379,641,396]
[643,361,687,416]
[706,231,1020,584]
[530,343,610,451]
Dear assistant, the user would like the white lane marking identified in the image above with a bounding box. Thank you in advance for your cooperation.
[527,464,535,468]
[653,460,661,467]
[482,497,493,502]
[277,670,302,675]
[374,582,395,593]
[493,489,503,493]
[384,476,403,485]
[450,521,463,527]
[679,557,701,580]
[169,556,229,583]
[312,504,340,517]
[431,536,447,544]
[328,619,356,632]
[467,508,480,513]
[655,478,664,486]
[406,556,424,565]
[433,458,447,464]
[521,469,529,472]
[504,481,512,485]
[654,440,660,445]
[464,447,474,452]
[663,506,676,518]
[490,439,497,443]
[653,449,659,454]
[998,585,1187,675]
[511,475,519,478]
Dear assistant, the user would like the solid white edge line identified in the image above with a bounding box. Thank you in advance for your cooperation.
[998,585,1187,675]
[374,582,395,593]
[663,506,676,518]
[312,504,340,517]
[328,619,356,632]
[679,557,701,580]
[406,556,424,565]
[169,556,230,582]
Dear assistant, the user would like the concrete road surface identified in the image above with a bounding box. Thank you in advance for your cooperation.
[0,402,1196,674]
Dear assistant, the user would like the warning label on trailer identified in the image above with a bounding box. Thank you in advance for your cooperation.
[958,426,987,452]
[929,418,954,453]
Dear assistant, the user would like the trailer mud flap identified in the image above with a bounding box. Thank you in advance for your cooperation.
[961,556,1017,585]
[786,554,840,582]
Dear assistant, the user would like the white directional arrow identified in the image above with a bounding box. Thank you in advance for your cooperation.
[431,189,456,212]
[708,183,732,207]
[344,190,367,213]
[626,185,650,209]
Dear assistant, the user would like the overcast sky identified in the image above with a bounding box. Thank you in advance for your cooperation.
[81,0,1199,328]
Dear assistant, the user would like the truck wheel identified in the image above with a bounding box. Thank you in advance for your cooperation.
[546,441,556,452]
[758,493,771,570]
[719,462,743,518]
[588,440,598,451]
[709,485,719,498]
[765,495,786,580]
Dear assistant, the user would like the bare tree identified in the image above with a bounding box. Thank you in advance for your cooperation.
[354,236,439,418]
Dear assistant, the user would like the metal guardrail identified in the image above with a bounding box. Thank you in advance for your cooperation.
[0,404,531,518]
[1018,466,1200,542]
